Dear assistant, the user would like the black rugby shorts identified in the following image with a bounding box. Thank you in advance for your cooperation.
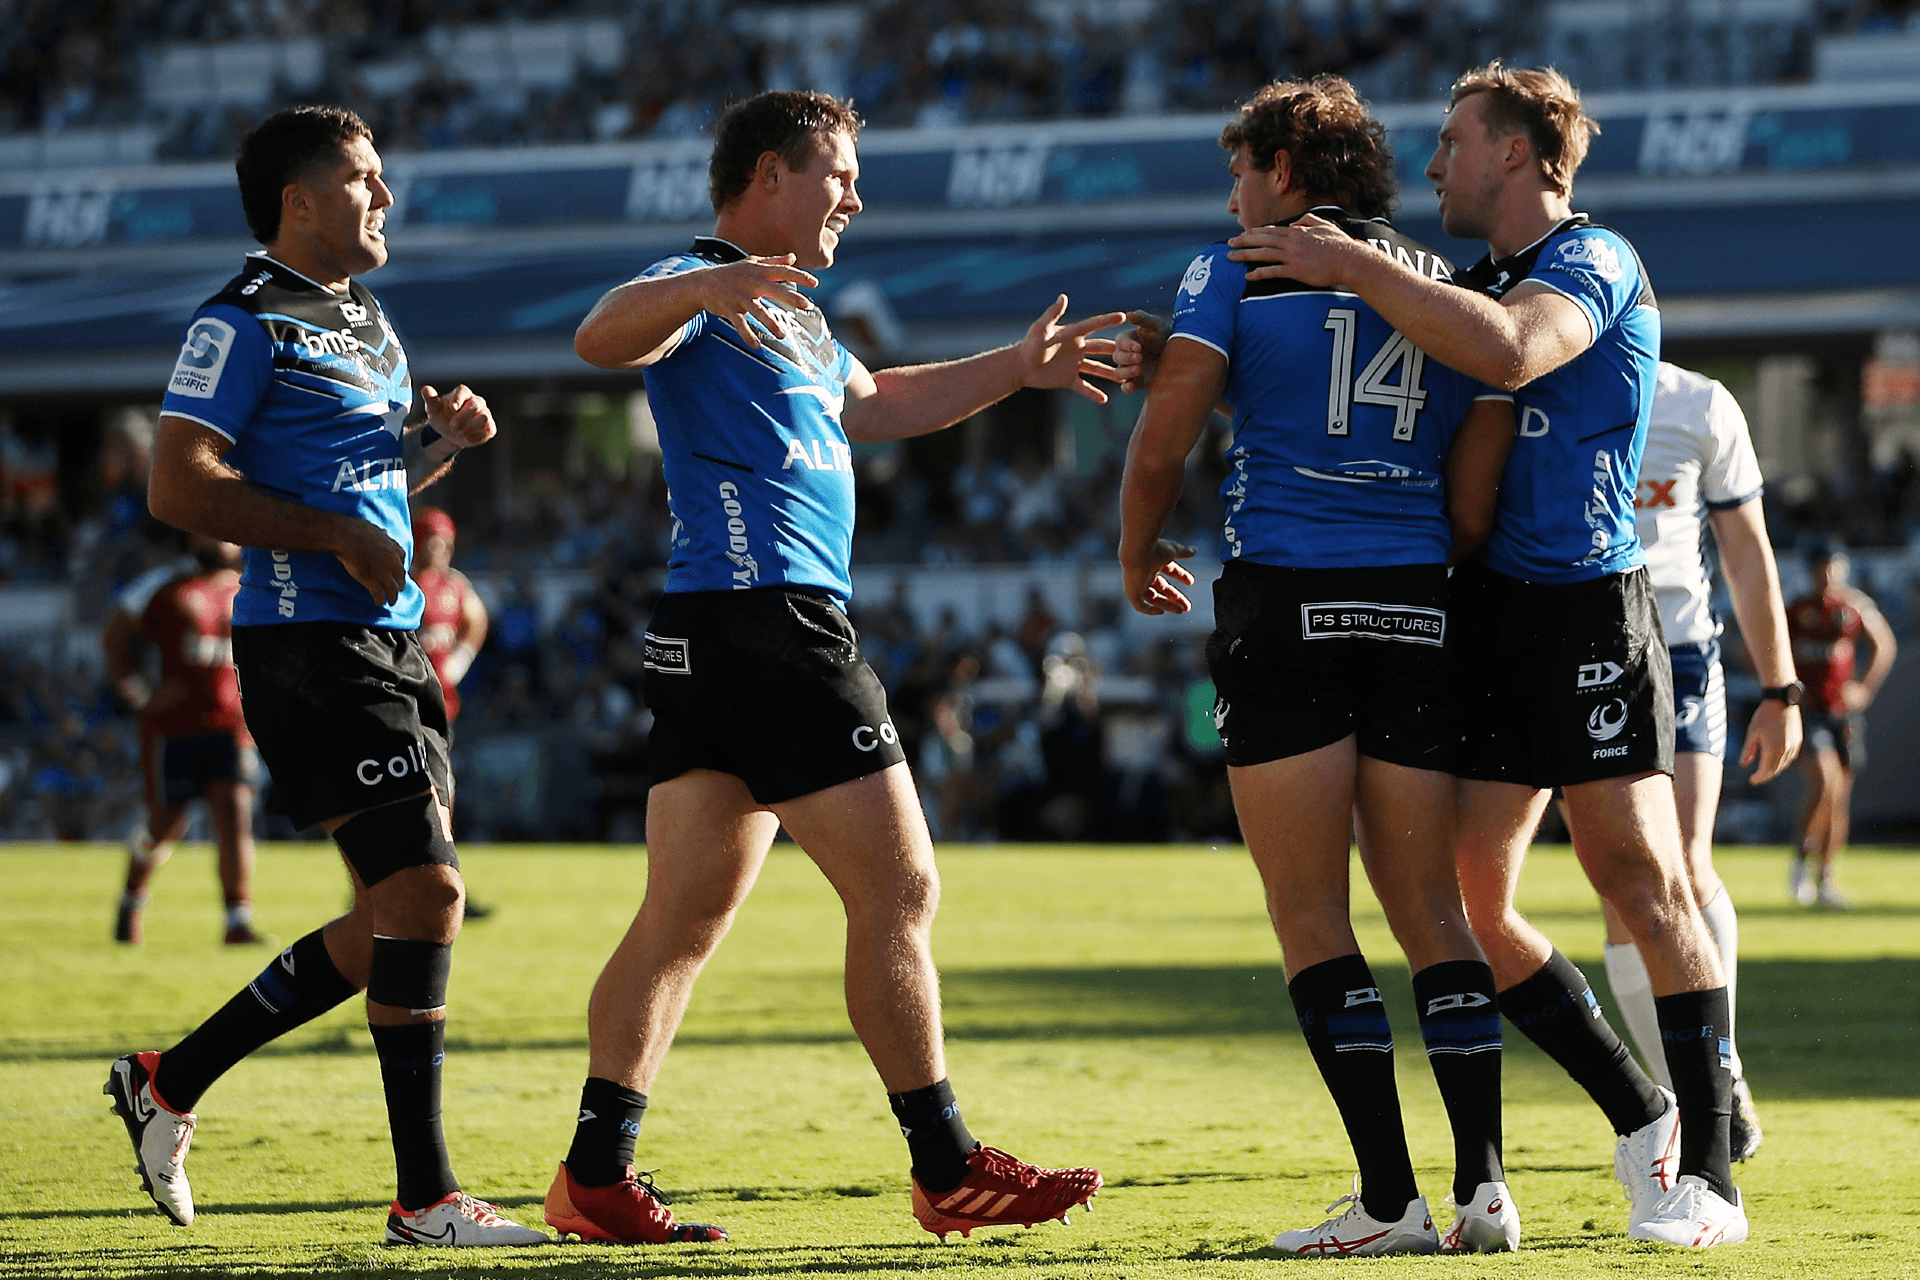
[1205,561,1456,772]
[643,587,905,804]
[232,622,453,830]
[1450,560,1674,788]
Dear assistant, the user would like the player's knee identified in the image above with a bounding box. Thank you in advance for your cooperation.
[332,790,459,890]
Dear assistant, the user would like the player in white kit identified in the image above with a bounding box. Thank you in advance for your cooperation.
[1584,362,1802,1161]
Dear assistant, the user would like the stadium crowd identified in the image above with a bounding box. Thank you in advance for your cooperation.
[3,0,1917,159]
[2,386,1917,845]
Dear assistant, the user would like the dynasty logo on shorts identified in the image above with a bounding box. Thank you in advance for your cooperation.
[1576,661,1624,688]
[1301,602,1445,646]
[642,632,692,675]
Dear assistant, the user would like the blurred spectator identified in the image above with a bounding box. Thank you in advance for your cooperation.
[11,0,1905,158]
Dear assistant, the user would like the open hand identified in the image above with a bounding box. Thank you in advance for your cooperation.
[701,254,819,349]
[1228,213,1359,287]
[1020,295,1128,403]
[421,384,496,449]
[1122,538,1198,615]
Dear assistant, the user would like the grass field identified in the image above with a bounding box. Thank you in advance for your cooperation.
[2,840,1916,1279]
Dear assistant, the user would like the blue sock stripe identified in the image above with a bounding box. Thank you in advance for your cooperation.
[1326,1010,1394,1052]
[1419,1014,1502,1048]
[247,962,295,1014]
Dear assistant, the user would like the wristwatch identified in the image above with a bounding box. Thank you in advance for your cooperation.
[1760,681,1804,706]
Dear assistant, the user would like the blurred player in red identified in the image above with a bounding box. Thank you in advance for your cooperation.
[104,535,261,945]
[410,507,493,921]
[409,507,486,723]
[1785,542,1896,907]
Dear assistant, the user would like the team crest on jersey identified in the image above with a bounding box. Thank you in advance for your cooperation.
[1179,254,1213,298]
[168,317,236,399]
[1556,236,1622,282]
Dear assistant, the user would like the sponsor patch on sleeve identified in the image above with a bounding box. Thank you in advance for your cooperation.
[167,317,237,399]
[1300,601,1446,646]
[1178,252,1213,298]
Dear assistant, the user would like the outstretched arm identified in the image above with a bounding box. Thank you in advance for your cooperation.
[1226,215,1592,390]
[1709,498,1800,781]
[575,255,821,368]
[839,295,1123,443]
[149,416,409,606]
[1116,337,1225,615]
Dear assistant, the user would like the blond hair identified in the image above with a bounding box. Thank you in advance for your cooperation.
[1449,62,1599,196]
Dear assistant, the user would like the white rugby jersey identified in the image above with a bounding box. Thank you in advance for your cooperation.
[1634,363,1764,646]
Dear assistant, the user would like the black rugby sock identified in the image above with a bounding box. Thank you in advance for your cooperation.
[1656,987,1737,1201]
[1412,960,1505,1204]
[566,1077,649,1188]
[155,929,359,1111]
[888,1079,976,1193]
[370,1020,459,1211]
[1498,950,1666,1136]
[1289,955,1419,1223]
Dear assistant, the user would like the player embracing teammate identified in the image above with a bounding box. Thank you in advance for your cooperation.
[1126,63,1750,1249]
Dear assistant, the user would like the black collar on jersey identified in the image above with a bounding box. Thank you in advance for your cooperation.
[690,236,750,264]
[1452,213,1657,309]
[1452,215,1587,296]
[1242,208,1452,300]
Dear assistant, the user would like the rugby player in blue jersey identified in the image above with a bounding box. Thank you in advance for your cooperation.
[105,107,548,1248]
[550,91,1119,1246]
[1117,76,1520,1256]
[1227,64,1747,1246]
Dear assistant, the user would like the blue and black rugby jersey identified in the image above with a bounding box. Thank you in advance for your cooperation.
[1453,215,1661,584]
[160,254,421,629]
[637,236,860,602]
[1170,208,1511,569]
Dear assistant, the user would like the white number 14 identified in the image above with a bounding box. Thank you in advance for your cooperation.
[1323,308,1428,441]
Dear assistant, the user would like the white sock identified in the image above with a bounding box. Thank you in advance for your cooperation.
[1602,941,1671,1089]
[1697,886,1743,1080]
[127,831,172,870]
[225,903,253,930]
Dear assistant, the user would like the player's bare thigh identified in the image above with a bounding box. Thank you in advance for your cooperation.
[1601,752,1722,943]
[1227,736,1361,977]
[640,768,780,930]
[772,762,938,923]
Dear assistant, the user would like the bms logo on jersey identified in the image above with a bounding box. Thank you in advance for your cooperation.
[1556,236,1622,282]
[168,317,236,399]
[1179,253,1212,298]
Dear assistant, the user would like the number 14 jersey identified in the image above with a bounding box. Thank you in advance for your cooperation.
[1170,208,1509,568]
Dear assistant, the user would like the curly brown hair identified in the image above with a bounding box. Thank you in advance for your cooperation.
[1217,76,1396,220]
[709,91,864,213]
[1448,62,1599,196]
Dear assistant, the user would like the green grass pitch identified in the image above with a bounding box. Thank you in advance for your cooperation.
[2,840,1916,1278]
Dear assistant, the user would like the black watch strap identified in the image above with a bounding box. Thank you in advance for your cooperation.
[1760,681,1804,706]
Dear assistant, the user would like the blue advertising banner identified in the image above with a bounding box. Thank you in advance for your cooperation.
[3,83,1918,252]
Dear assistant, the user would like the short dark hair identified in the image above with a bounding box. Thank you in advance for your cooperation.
[1448,62,1599,196]
[708,91,863,213]
[236,106,372,244]
[1218,76,1397,220]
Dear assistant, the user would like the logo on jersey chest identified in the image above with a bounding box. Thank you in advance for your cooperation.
[1635,479,1678,509]
[330,457,406,493]
[782,438,853,472]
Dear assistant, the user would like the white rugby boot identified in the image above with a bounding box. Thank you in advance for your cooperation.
[1628,1174,1748,1247]
[1440,1180,1520,1253]
[1273,1181,1437,1257]
[385,1191,551,1247]
[1614,1085,1681,1225]
[104,1051,196,1225]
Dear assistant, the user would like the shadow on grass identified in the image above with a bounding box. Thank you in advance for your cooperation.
[1,1198,386,1221]
[0,1238,1151,1279]
[17,960,1917,1100]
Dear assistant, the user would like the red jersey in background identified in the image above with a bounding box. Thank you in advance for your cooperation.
[140,570,249,739]
[1787,590,1867,716]
[415,565,477,721]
